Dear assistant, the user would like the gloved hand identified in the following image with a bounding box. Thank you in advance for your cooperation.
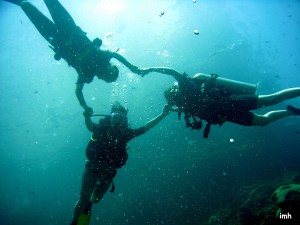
[139,68,152,77]
[162,104,173,115]
[83,106,93,117]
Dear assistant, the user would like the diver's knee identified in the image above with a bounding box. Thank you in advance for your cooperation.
[251,115,270,126]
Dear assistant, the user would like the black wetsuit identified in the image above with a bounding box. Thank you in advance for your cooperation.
[71,116,149,223]
[21,0,113,84]
[86,116,147,172]
[177,75,258,128]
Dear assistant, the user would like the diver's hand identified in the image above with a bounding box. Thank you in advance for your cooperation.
[139,68,152,77]
[131,66,146,75]
[162,104,173,115]
[83,106,93,117]
[170,106,179,112]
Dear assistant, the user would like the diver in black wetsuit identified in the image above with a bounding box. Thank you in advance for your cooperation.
[70,102,172,225]
[142,67,300,138]
[4,0,151,113]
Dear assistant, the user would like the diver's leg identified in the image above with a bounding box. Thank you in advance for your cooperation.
[251,110,295,126]
[43,0,77,33]
[90,175,113,204]
[257,88,300,108]
[20,1,56,44]
[71,168,97,224]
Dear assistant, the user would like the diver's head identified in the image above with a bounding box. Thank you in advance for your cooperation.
[164,83,181,106]
[100,64,119,83]
[110,101,128,127]
[93,38,102,48]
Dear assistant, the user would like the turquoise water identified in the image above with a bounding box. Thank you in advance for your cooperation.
[0,0,300,224]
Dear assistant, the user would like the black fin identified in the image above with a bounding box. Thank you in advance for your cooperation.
[287,105,300,115]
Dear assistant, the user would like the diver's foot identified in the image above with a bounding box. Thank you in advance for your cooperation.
[287,105,300,115]
[3,0,24,6]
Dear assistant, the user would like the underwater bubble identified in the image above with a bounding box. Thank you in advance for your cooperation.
[103,32,114,46]
[159,50,170,58]
[194,29,199,35]
[229,138,234,143]
[188,140,195,145]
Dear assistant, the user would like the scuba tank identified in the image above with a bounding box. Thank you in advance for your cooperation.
[192,73,257,95]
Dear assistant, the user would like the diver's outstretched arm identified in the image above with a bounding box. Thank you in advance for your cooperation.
[146,67,185,81]
[75,81,93,114]
[142,104,172,132]
[110,52,147,75]
[110,51,185,81]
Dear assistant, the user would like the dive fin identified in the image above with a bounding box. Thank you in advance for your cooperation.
[287,105,300,115]
[77,212,91,225]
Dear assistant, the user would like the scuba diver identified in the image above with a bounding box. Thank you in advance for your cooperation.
[141,67,300,138]
[4,0,151,114]
[70,102,172,225]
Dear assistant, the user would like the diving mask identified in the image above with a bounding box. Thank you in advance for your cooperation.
[110,112,127,126]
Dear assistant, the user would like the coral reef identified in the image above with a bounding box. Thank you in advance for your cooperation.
[204,171,300,225]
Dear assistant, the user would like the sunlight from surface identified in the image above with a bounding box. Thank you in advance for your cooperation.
[92,0,124,17]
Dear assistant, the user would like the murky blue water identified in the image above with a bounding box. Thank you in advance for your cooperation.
[1,0,300,224]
